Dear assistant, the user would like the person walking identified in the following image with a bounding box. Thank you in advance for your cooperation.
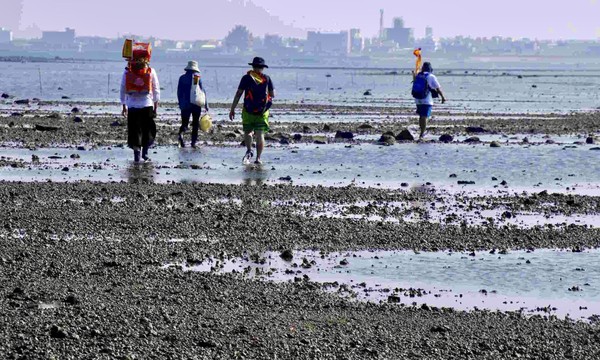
[120,57,160,162]
[229,57,274,165]
[411,62,446,139]
[177,60,209,148]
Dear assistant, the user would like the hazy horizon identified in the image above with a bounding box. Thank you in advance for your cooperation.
[2,0,600,41]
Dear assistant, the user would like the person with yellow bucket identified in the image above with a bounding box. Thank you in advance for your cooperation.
[120,40,161,162]
[177,61,210,148]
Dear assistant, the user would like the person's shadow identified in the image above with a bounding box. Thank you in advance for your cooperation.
[126,162,155,184]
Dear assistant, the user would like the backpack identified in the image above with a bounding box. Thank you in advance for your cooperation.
[244,73,272,115]
[412,72,430,100]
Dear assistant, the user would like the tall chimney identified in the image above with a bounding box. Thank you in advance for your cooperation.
[379,9,385,40]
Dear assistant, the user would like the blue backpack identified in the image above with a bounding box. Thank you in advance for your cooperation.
[412,73,430,99]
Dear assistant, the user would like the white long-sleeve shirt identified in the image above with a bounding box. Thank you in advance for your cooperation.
[120,68,161,109]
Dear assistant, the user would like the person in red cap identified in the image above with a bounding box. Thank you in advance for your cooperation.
[229,57,274,165]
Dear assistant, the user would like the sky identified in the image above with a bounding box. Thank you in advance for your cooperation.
[2,0,600,40]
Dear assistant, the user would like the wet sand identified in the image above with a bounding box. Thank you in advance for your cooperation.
[1,102,600,358]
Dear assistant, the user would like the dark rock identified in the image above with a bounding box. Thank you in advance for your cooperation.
[1,93,10,99]
[335,131,354,140]
[292,134,302,141]
[490,141,501,148]
[313,136,327,145]
[61,96,70,100]
[430,325,450,333]
[11,112,23,117]
[65,295,80,305]
[439,134,453,143]
[35,125,61,132]
[302,126,314,133]
[358,123,374,130]
[70,154,80,159]
[466,127,486,134]
[71,107,80,113]
[500,180,508,186]
[73,117,83,123]
[14,99,30,105]
[586,137,595,145]
[502,211,513,219]
[47,113,62,119]
[280,250,293,261]
[590,147,600,151]
[363,90,372,96]
[388,295,401,303]
[458,181,476,185]
[378,134,396,145]
[464,137,480,143]
[339,259,349,266]
[449,174,457,178]
[32,155,40,162]
[61,167,70,172]
[322,124,331,132]
[401,183,409,187]
[50,325,68,339]
[279,176,292,182]
[110,121,123,127]
[396,129,414,142]
[279,138,290,145]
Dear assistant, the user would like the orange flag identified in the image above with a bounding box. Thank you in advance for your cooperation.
[413,48,422,74]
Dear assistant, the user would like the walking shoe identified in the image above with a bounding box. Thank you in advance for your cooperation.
[243,150,254,165]
[254,159,263,165]
[178,134,185,148]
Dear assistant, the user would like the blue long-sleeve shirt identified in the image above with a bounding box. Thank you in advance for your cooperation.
[177,70,209,111]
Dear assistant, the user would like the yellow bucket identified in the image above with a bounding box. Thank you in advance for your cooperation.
[200,114,212,133]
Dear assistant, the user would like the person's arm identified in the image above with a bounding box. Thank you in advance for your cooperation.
[177,75,184,109]
[268,77,275,98]
[152,69,160,113]
[229,89,244,120]
[437,88,446,104]
[120,71,128,117]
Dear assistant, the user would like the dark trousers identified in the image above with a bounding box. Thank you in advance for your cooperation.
[127,107,156,149]
[179,107,202,143]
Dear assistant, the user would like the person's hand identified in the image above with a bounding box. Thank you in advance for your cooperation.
[229,109,235,121]
[121,105,128,118]
[205,106,210,113]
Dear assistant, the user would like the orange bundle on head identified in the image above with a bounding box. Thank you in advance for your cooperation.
[122,39,152,62]
[413,48,422,74]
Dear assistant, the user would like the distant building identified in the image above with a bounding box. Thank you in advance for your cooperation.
[42,28,76,48]
[385,18,413,48]
[0,28,12,43]
[425,27,433,39]
[350,29,364,54]
[305,31,350,55]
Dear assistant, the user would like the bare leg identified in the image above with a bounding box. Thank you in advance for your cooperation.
[255,130,265,162]
[244,131,253,152]
[419,116,428,139]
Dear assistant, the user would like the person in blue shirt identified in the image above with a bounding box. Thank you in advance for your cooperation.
[177,61,209,148]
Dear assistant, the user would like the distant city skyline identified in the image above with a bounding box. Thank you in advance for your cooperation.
[2,0,599,41]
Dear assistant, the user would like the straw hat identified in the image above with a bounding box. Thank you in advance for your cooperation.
[185,61,200,72]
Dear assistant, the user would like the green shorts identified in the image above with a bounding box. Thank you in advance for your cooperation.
[242,109,270,133]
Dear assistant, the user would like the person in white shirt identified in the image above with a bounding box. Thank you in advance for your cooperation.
[412,62,446,139]
[120,59,160,162]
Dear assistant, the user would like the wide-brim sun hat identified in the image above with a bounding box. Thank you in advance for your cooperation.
[248,57,269,68]
[185,61,200,72]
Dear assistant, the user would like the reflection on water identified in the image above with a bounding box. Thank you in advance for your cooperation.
[1,144,600,194]
[126,162,155,184]
[242,164,269,186]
